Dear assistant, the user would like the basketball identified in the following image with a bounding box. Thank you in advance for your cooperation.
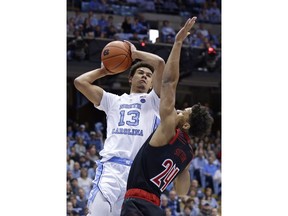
[101,41,133,73]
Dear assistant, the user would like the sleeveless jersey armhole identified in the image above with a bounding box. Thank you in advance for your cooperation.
[168,129,180,145]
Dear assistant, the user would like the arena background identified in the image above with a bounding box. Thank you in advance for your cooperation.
[2,1,288,216]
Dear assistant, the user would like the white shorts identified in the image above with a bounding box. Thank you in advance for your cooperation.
[87,159,131,216]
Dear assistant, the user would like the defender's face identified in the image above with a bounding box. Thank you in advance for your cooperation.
[177,107,192,121]
[176,107,192,127]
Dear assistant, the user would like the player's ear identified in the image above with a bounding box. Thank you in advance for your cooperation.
[182,122,190,130]
[128,76,132,84]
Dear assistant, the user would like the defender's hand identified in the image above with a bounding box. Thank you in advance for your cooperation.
[175,17,197,43]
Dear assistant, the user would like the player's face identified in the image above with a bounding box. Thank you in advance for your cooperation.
[130,67,153,92]
[177,107,192,122]
[176,107,192,127]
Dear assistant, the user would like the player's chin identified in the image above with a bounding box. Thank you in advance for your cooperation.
[137,84,148,92]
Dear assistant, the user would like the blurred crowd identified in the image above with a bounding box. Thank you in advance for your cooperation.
[68,0,221,24]
[67,105,222,216]
[67,10,221,62]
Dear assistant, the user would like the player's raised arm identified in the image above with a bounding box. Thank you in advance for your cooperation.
[159,17,197,135]
[74,64,112,106]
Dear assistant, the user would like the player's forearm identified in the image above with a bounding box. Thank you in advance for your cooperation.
[132,50,165,70]
[162,41,182,87]
[74,67,107,88]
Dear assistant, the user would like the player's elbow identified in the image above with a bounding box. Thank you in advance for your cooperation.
[157,58,165,70]
[74,76,85,90]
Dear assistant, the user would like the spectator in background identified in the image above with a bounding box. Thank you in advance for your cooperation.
[88,10,98,27]
[105,24,118,39]
[198,199,213,216]
[163,0,179,14]
[182,205,191,216]
[77,167,93,199]
[74,136,87,157]
[67,201,74,216]
[214,137,221,162]
[72,162,81,179]
[155,0,164,12]
[86,145,100,162]
[129,32,140,42]
[184,197,200,216]
[78,155,91,169]
[67,125,75,140]
[97,14,108,30]
[203,156,219,194]
[161,20,176,43]
[139,0,155,12]
[73,9,84,26]
[190,179,204,199]
[67,181,73,199]
[104,15,117,39]
[67,136,75,151]
[206,29,220,48]
[164,207,172,216]
[167,190,181,216]
[67,30,88,61]
[69,146,80,162]
[93,25,104,38]
[70,194,83,215]
[190,148,208,188]
[88,162,97,179]
[67,17,76,36]
[88,131,103,152]
[160,194,169,211]
[75,124,90,144]
[71,178,80,196]
[188,189,200,207]
[67,170,74,182]
[138,14,150,34]
[190,31,205,48]
[197,7,210,23]
[197,23,209,38]
[67,155,75,171]
[208,1,221,23]
[76,187,88,215]
[202,187,219,209]
[121,16,133,33]
[211,207,220,216]
[82,18,93,37]
[131,16,148,35]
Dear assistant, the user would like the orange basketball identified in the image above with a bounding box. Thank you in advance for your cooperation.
[101,41,133,73]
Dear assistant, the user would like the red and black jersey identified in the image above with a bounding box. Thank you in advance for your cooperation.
[126,129,194,199]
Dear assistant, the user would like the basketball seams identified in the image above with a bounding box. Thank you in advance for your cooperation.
[101,41,132,73]
[103,45,130,54]
[109,56,128,71]
[102,54,128,60]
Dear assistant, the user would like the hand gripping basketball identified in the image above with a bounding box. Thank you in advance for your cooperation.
[101,40,133,74]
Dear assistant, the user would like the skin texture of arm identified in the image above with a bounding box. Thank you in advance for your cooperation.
[74,65,112,106]
[150,17,197,147]
[173,164,191,196]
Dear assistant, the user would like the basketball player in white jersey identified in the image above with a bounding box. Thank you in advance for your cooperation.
[74,41,165,216]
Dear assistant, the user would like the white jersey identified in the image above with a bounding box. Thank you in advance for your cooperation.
[96,89,160,162]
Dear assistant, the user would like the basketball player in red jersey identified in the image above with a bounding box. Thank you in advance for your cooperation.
[120,17,214,216]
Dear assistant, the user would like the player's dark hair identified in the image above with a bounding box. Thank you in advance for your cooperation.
[189,103,214,138]
[129,61,154,78]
